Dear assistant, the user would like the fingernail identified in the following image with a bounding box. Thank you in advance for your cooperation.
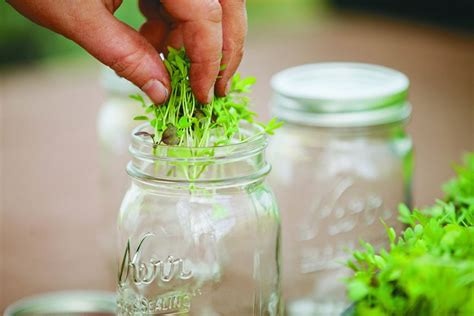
[142,79,168,104]
[206,87,215,103]
[225,81,231,95]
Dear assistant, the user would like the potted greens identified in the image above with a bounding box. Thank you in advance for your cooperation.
[343,154,474,315]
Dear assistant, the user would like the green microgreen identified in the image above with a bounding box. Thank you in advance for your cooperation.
[130,47,281,148]
[345,153,474,316]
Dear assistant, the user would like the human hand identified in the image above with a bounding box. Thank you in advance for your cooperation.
[7,0,247,104]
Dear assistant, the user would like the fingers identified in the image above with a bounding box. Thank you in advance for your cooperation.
[139,19,169,53]
[140,0,246,102]
[71,6,171,104]
[215,0,247,97]
[138,0,163,20]
[8,0,171,104]
[161,0,223,104]
[8,0,245,105]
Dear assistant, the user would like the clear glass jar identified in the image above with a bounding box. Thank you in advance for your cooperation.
[97,68,145,218]
[97,68,144,286]
[117,123,282,315]
[267,63,413,315]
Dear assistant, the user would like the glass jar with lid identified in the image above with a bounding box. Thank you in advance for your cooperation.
[117,123,282,315]
[267,63,413,315]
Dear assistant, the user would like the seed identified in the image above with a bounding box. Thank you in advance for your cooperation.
[161,124,180,145]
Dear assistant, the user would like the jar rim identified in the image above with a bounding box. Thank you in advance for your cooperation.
[130,122,268,162]
[127,122,270,185]
[4,291,116,315]
[273,102,412,128]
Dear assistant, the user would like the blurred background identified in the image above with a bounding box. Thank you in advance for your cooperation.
[1,0,473,311]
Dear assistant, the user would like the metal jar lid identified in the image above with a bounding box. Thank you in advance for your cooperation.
[4,291,116,316]
[270,63,411,127]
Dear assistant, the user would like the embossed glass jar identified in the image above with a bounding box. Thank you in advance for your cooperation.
[97,68,143,286]
[268,63,413,315]
[117,123,282,315]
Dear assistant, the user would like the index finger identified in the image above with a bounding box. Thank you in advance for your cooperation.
[215,0,247,97]
[161,0,223,104]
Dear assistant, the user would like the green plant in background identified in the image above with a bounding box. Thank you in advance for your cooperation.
[443,154,474,209]
[345,153,474,316]
[131,47,281,148]
[0,1,143,66]
[1,0,323,66]
[247,0,324,27]
[0,2,77,65]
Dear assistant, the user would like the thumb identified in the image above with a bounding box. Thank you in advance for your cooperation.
[67,8,170,104]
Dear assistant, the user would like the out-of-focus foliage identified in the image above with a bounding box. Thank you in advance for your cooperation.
[247,0,322,26]
[0,2,75,65]
[443,154,474,209]
[345,153,474,316]
[0,0,319,66]
[0,1,143,66]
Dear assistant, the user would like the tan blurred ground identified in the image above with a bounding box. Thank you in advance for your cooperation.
[1,12,473,310]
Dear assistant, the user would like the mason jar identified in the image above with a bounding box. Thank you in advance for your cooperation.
[267,63,413,315]
[97,67,144,218]
[97,68,143,286]
[117,123,282,315]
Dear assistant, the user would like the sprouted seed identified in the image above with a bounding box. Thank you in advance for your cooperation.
[130,47,282,149]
